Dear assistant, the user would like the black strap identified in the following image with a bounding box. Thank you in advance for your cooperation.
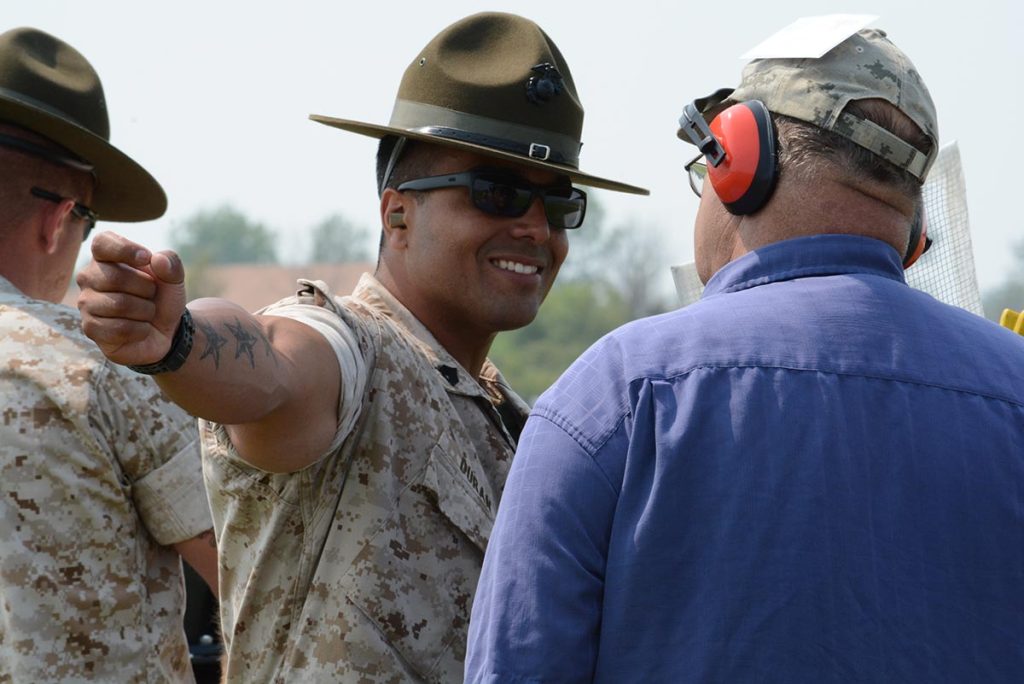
[416,126,577,166]
[495,398,527,445]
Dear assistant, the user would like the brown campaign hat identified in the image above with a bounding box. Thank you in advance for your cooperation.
[0,27,166,221]
[310,12,648,195]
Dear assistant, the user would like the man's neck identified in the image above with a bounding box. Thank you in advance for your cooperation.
[739,177,912,256]
[429,326,495,379]
[0,258,69,303]
[373,267,494,378]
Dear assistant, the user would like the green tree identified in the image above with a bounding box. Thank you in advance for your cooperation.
[603,223,672,318]
[171,205,277,267]
[489,280,630,403]
[983,281,1024,322]
[982,238,1024,322]
[556,193,610,283]
[488,192,676,401]
[559,192,672,318]
[182,252,223,300]
[308,213,372,263]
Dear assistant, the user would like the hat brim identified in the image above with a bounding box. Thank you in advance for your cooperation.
[0,94,166,222]
[310,114,649,196]
[692,88,736,120]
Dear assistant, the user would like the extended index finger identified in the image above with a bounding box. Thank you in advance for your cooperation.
[91,231,153,268]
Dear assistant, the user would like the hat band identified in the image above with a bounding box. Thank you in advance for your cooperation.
[755,96,933,180]
[0,132,94,173]
[389,99,581,168]
[0,85,101,140]
[693,89,933,180]
[833,112,931,180]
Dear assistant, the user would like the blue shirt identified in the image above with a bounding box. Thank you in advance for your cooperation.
[467,235,1024,683]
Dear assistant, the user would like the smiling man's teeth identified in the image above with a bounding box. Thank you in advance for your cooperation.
[494,259,539,275]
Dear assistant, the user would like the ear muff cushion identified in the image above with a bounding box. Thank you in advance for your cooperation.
[903,203,928,268]
[707,101,778,215]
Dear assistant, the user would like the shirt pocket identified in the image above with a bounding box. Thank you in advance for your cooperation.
[338,435,495,681]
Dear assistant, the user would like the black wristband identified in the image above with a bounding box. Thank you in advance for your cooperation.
[128,309,195,375]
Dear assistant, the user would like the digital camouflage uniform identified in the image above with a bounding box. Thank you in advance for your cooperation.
[0,276,212,683]
[203,274,529,682]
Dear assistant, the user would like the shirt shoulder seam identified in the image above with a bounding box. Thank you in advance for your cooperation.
[647,362,1024,410]
[530,409,626,495]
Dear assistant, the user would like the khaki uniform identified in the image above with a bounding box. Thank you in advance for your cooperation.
[0,277,211,683]
[204,274,529,682]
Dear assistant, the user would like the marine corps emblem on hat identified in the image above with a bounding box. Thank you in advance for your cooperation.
[526,63,564,105]
[310,12,648,195]
[0,27,166,221]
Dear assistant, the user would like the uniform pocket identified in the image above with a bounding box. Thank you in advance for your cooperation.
[338,439,494,681]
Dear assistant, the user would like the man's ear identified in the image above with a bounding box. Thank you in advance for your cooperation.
[38,198,75,255]
[379,188,409,250]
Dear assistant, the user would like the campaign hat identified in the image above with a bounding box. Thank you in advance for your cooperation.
[0,27,166,220]
[311,12,648,195]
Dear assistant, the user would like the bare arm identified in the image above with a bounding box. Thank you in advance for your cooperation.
[77,232,341,472]
[173,529,219,598]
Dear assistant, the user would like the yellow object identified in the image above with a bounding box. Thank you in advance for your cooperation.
[1000,308,1024,336]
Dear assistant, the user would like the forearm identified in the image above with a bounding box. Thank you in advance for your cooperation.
[152,298,291,425]
[154,298,343,472]
[76,234,342,471]
[173,529,219,598]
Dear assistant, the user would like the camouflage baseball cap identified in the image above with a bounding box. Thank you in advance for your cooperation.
[311,12,648,195]
[685,28,938,181]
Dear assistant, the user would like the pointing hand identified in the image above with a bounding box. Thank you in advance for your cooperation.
[76,232,188,366]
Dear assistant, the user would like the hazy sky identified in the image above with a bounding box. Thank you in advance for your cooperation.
[9,1,1022,290]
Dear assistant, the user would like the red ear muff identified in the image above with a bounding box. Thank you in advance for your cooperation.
[902,203,930,269]
[707,101,778,215]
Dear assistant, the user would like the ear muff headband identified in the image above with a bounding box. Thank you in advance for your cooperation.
[707,101,778,215]
[902,203,930,269]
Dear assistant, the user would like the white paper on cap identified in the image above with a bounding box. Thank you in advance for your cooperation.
[741,14,879,60]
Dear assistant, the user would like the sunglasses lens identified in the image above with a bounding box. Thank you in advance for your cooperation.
[467,172,585,229]
[472,176,534,218]
[543,189,586,229]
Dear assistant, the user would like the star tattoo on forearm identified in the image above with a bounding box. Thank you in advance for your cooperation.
[197,319,228,368]
[225,317,259,368]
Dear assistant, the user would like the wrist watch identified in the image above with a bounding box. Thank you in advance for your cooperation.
[127,309,195,375]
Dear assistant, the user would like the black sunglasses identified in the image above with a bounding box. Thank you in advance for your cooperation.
[397,169,587,229]
[31,187,99,241]
[685,154,708,198]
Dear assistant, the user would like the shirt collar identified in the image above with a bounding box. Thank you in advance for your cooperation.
[350,273,516,403]
[0,274,27,300]
[702,234,906,299]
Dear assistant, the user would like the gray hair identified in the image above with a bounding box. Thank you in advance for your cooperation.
[774,99,934,201]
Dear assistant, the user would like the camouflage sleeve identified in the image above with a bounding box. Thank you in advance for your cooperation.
[93,363,212,545]
[260,283,369,458]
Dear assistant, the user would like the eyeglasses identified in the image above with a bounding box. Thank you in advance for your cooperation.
[685,154,708,198]
[30,187,99,241]
[396,168,587,229]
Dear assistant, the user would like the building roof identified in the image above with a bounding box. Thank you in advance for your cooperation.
[64,261,373,313]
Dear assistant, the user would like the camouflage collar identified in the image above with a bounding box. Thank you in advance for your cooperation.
[0,274,26,300]
[351,273,516,403]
